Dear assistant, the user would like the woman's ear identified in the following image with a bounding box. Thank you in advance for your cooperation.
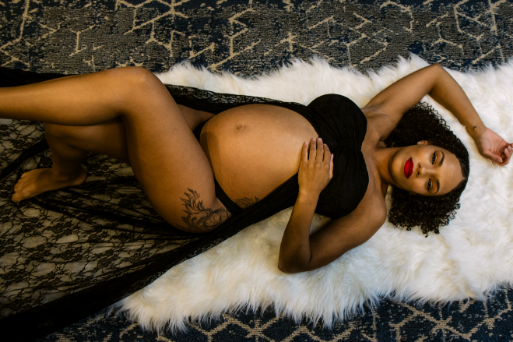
[417,140,429,145]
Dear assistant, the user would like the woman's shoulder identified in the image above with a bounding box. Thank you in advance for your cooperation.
[361,107,395,142]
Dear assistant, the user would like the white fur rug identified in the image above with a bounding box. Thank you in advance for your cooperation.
[112,55,513,332]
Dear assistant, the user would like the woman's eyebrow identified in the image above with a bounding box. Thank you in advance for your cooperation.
[436,179,440,194]
[440,151,445,166]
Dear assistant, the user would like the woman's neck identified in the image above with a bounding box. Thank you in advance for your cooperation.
[374,146,401,187]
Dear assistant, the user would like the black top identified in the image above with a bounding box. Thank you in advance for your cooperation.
[193,94,369,219]
[0,67,366,341]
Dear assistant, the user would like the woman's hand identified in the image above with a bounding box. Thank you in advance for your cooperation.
[298,138,334,196]
[474,127,513,166]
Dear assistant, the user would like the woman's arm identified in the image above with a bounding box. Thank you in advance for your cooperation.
[363,64,513,165]
[278,188,318,272]
[278,138,386,273]
[278,189,386,273]
[278,187,387,273]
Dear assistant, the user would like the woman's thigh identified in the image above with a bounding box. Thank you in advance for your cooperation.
[45,105,213,165]
[45,97,222,232]
[45,118,131,164]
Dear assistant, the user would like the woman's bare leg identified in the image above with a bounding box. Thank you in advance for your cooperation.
[4,67,227,233]
[12,128,89,203]
[0,70,133,125]
[12,119,127,203]
[12,105,214,202]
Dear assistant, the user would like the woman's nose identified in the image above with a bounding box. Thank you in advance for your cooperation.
[417,162,433,177]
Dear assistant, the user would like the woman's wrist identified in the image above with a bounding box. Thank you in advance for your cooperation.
[297,189,320,205]
[467,123,487,140]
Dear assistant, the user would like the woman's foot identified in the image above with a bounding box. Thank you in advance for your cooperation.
[12,167,88,202]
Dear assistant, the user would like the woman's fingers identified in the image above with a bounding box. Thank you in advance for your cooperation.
[476,128,512,166]
[309,138,317,161]
[329,154,334,181]
[301,141,308,165]
[323,144,330,162]
[305,138,333,165]
[487,143,512,165]
[501,144,513,165]
[488,147,510,166]
[298,138,333,195]
[488,150,503,164]
[322,143,333,182]
[316,138,324,163]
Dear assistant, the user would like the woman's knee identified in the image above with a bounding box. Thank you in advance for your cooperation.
[105,66,160,92]
[44,122,68,139]
[102,66,170,113]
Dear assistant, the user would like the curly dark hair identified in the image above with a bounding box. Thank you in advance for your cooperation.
[383,102,470,236]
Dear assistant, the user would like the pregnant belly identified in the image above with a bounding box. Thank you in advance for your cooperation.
[199,104,318,208]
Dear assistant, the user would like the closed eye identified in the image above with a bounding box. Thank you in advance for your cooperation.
[432,152,436,164]
[427,178,440,193]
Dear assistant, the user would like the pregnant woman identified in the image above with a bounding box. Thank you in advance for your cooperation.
[2,64,512,276]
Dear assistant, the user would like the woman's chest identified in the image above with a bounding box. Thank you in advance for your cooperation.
[199,104,318,206]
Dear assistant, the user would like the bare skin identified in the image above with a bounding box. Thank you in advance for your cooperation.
[12,121,91,202]
[12,105,213,203]
[3,67,229,234]
[279,64,512,273]
[3,64,512,273]
[13,168,88,202]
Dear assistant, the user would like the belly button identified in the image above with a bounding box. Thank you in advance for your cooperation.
[236,124,245,131]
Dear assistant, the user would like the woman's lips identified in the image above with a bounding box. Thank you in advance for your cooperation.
[404,158,413,178]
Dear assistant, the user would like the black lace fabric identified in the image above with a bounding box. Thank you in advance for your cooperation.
[0,69,298,341]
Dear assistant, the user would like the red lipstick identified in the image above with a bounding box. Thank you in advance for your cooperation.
[404,158,413,178]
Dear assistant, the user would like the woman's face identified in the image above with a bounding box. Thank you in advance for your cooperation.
[389,141,464,196]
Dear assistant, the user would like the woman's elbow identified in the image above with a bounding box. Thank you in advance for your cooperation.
[278,260,305,274]
[429,63,444,75]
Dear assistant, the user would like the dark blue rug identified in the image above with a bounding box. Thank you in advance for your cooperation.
[1,0,513,340]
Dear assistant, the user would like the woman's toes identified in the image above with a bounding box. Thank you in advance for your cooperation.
[14,180,22,192]
[11,167,88,203]
[12,193,22,203]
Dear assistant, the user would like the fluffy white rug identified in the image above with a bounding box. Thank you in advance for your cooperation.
[112,55,513,332]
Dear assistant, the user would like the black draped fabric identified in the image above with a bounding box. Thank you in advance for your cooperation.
[0,68,368,341]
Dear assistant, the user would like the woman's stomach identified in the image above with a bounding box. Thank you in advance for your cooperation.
[199,104,318,208]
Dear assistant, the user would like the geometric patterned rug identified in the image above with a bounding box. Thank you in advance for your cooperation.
[1,0,513,340]
[38,290,513,341]
[2,0,512,75]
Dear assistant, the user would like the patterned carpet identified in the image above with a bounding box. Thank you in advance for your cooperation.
[1,0,513,341]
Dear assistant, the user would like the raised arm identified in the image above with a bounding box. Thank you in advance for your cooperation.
[278,138,386,273]
[363,63,513,165]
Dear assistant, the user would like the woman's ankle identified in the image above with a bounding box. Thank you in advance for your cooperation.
[50,166,86,181]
